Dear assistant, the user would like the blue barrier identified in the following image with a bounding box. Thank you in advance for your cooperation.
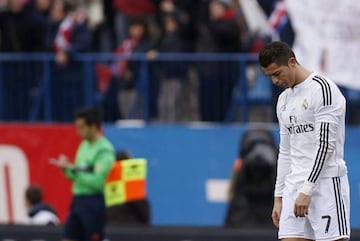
[103,125,360,228]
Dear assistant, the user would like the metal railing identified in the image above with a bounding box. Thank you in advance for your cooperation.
[0,53,276,123]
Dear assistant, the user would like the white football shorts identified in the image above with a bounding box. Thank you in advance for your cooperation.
[278,175,350,241]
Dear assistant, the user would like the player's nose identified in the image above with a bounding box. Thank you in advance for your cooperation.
[271,76,280,85]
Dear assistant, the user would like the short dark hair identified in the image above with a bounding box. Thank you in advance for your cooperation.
[25,186,43,205]
[259,41,296,68]
[75,107,102,128]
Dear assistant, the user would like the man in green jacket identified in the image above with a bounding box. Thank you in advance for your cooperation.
[51,107,115,241]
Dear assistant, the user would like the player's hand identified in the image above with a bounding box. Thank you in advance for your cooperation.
[294,192,311,217]
[49,154,73,170]
[272,197,282,228]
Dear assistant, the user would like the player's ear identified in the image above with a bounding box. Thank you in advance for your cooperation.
[288,57,297,67]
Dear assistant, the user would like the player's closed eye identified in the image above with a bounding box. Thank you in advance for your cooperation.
[268,71,281,78]
[272,71,281,77]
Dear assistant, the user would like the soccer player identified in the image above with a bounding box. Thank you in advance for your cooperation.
[50,107,115,241]
[259,41,350,241]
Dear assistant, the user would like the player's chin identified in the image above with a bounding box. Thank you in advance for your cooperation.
[276,83,286,89]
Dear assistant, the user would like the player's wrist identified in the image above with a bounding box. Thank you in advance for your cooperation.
[300,181,316,196]
[274,196,282,203]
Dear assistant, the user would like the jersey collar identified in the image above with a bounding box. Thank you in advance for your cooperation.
[292,72,316,91]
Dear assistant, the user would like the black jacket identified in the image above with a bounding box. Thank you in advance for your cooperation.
[0,8,46,52]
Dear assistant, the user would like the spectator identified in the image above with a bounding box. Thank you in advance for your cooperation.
[196,0,241,122]
[0,0,47,120]
[106,151,151,226]
[95,17,155,121]
[76,0,110,52]
[50,0,92,66]
[0,0,46,52]
[154,0,207,121]
[46,0,92,121]
[154,14,187,123]
[95,0,117,52]
[157,0,200,52]
[25,186,59,226]
[50,107,115,241]
[35,0,52,19]
[113,0,158,45]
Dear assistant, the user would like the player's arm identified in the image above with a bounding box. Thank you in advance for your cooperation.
[272,123,291,227]
[274,94,291,198]
[295,82,345,216]
[73,149,115,192]
[49,154,77,180]
[63,167,77,181]
[53,145,84,181]
[273,96,291,227]
[274,129,291,197]
[62,154,77,180]
[300,84,345,196]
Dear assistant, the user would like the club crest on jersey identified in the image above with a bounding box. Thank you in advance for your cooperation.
[302,99,309,110]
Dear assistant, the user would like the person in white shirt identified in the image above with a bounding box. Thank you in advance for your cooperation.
[259,41,350,241]
[25,186,59,226]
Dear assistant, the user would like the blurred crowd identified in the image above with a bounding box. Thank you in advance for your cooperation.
[0,0,294,56]
[0,0,295,123]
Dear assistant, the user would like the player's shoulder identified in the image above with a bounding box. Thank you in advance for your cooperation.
[98,137,115,152]
[308,73,345,107]
[78,140,88,149]
[309,73,339,92]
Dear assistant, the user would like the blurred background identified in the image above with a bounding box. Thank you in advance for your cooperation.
[1,0,360,240]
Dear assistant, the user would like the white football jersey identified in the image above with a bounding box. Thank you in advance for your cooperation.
[274,72,348,196]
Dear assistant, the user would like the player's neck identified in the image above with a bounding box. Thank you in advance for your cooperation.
[294,66,312,86]
[89,132,102,144]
